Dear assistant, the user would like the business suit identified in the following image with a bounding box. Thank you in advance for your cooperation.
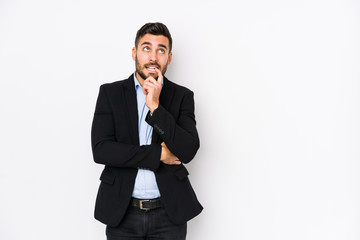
[91,74,203,227]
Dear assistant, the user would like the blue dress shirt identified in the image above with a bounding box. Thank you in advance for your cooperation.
[131,73,161,199]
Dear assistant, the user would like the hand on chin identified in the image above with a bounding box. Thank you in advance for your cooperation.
[146,71,158,80]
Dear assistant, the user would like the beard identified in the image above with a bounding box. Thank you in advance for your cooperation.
[135,55,168,81]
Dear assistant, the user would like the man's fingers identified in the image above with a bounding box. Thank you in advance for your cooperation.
[145,77,161,88]
[168,159,181,165]
[142,81,156,95]
[143,80,157,88]
[143,78,159,89]
[160,142,181,165]
[155,68,163,86]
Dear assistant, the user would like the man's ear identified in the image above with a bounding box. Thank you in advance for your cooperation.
[132,47,136,61]
[167,52,172,65]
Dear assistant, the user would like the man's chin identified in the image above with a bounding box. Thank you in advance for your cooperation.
[138,71,158,81]
[136,71,147,81]
[148,72,158,79]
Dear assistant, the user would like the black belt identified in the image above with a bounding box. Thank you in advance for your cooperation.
[130,198,161,211]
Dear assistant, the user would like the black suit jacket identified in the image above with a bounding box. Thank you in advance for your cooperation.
[91,75,203,226]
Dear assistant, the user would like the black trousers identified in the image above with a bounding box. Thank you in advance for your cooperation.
[106,206,187,240]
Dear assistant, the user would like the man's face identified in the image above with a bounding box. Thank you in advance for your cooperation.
[132,33,172,82]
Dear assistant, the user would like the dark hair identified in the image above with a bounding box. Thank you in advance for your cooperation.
[135,22,172,52]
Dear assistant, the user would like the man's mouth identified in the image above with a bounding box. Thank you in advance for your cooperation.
[145,65,160,73]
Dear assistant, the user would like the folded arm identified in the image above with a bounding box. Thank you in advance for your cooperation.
[91,85,161,171]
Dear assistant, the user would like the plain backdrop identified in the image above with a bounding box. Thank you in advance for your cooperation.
[1,0,360,239]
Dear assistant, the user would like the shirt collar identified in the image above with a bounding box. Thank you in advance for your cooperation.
[133,72,141,90]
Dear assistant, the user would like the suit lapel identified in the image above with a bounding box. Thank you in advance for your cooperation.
[123,75,139,145]
[160,77,175,110]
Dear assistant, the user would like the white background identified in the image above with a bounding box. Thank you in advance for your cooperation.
[1,0,360,239]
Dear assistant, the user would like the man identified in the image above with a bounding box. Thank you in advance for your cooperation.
[91,22,202,240]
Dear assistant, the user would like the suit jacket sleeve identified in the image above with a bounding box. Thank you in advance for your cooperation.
[91,84,161,171]
[146,90,200,164]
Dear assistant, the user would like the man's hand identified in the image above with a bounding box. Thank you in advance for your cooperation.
[143,68,163,113]
[160,142,181,165]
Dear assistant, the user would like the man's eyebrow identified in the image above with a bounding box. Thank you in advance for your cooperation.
[158,44,168,50]
[140,41,152,46]
[140,42,168,50]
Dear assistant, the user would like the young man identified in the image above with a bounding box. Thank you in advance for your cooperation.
[91,22,202,240]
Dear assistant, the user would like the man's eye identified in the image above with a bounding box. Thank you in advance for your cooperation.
[158,49,165,54]
[144,47,150,51]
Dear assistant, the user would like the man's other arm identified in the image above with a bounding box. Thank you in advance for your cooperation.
[91,84,161,171]
[146,90,200,164]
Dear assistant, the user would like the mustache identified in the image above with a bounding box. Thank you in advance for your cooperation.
[144,62,161,69]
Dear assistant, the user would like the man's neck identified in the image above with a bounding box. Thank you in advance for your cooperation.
[135,72,145,87]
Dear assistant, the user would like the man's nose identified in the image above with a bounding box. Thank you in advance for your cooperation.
[149,50,157,62]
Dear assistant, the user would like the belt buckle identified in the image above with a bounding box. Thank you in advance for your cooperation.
[139,199,150,210]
